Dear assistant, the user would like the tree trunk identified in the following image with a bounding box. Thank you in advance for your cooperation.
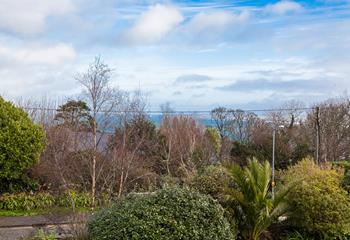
[92,119,97,206]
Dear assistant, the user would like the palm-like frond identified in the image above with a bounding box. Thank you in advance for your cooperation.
[226,158,293,240]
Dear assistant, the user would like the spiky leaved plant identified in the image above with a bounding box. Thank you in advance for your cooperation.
[226,159,292,240]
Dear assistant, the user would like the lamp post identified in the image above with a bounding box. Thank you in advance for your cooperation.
[272,128,276,200]
[272,125,284,200]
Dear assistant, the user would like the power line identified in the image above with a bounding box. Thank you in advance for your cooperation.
[20,106,316,114]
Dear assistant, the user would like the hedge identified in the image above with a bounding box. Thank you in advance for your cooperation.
[88,187,235,240]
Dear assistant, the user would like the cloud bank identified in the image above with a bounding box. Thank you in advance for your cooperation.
[265,1,303,15]
[0,0,75,35]
[119,4,183,45]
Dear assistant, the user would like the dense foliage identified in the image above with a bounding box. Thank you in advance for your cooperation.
[0,97,45,192]
[230,140,311,170]
[0,191,91,211]
[190,165,231,202]
[54,100,92,130]
[21,230,57,240]
[226,159,291,240]
[88,187,235,240]
[332,161,350,193]
[283,159,350,238]
[2,82,350,240]
[0,192,55,211]
[55,190,92,208]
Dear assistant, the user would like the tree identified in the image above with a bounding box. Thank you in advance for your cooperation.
[104,116,159,198]
[230,110,257,143]
[32,125,92,193]
[0,97,45,192]
[159,116,203,178]
[211,107,259,161]
[76,56,122,205]
[229,113,312,169]
[15,96,59,127]
[192,127,222,167]
[317,97,350,162]
[226,159,291,240]
[211,107,231,139]
[54,100,92,130]
[282,100,305,129]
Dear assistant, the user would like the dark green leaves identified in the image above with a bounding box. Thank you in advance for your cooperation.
[0,97,45,188]
[89,187,235,240]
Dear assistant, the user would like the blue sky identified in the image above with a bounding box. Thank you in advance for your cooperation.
[0,0,349,110]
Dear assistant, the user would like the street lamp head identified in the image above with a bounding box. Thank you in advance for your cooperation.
[265,121,285,130]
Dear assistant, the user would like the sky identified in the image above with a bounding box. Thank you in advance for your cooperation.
[0,0,349,110]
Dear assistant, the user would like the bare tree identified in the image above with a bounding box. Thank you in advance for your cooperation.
[107,117,157,198]
[160,115,204,178]
[76,56,122,205]
[229,109,257,143]
[211,107,231,139]
[266,111,286,129]
[282,100,306,128]
[99,93,158,199]
[15,96,61,127]
[314,96,350,162]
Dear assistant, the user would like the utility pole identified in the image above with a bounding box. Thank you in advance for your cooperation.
[272,128,276,200]
[315,106,320,165]
[272,125,284,200]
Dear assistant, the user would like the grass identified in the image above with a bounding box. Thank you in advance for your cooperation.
[0,207,93,217]
[0,209,44,217]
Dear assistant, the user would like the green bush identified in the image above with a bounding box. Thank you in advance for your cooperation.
[0,97,45,193]
[190,165,231,202]
[0,176,39,193]
[20,229,57,240]
[282,231,313,240]
[0,190,92,211]
[283,159,350,238]
[190,165,237,234]
[332,161,350,193]
[56,190,92,208]
[0,192,55,211]
[88,187,235,240]
[282,231,350,240]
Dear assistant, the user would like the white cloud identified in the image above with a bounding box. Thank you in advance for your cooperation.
[265,1,303,15]
[188,10,250,32]
[0,0,75,35]
[0,43,76,65]
[0,42,78,98]
[178,10,250,44]
[119,4,183,45]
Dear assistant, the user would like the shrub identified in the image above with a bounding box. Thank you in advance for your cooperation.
[0,97,45,192]
[282,231,350,240]
[20,229,57,240]
[332,161,350,193]
[190,165,231,202]
[88,187,235,240]
[190,165,237,234]
[344,172,350,193]
[283,159,350,238]
[226,159,291,240]
[0,192,55,211]
[56,190,92,208]
[282,231,313,240]
[0,190,92,211]
[0,176,39,193]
